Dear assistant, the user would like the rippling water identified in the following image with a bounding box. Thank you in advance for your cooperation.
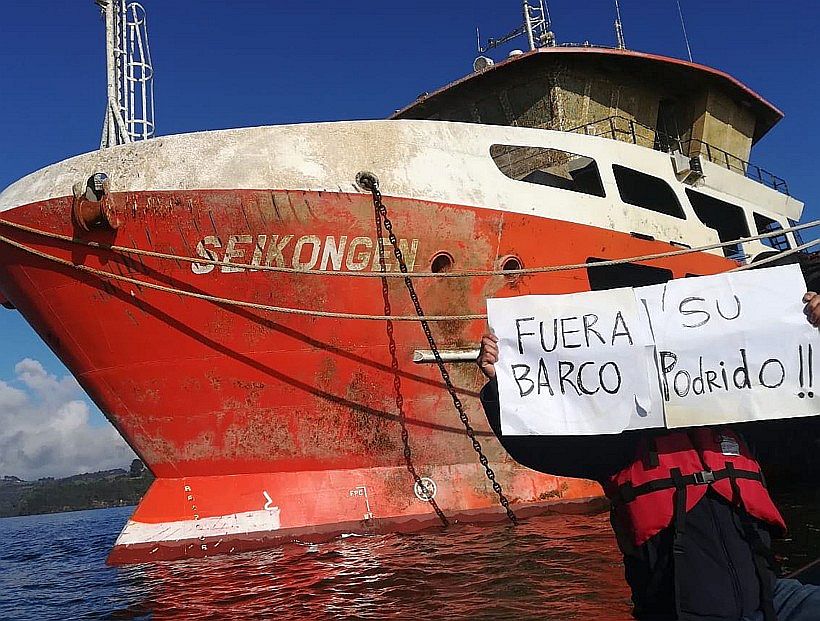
[1,489,817,620]
[0,508,632,620]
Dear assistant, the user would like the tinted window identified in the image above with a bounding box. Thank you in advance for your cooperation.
[586,258,673,291]
[686,189,750,260]
[754,213,790,251]
[490,145,606,197]
[612,165,685,219]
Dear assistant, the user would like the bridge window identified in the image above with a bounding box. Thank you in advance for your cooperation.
[586,258,673,290]
[686,189,749,260]
[754,213,790,251]
[490,145,606,197]
[612,165,685,219]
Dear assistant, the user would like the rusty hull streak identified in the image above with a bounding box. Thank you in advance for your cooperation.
[222,408,298,461]
[343,369,399,457]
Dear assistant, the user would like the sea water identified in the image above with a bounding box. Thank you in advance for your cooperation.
[0,490,817,620]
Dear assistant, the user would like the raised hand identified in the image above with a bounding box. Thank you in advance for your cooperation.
[803,291,820,327]
[477,333,499,379]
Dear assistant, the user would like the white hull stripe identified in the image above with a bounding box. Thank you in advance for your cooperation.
[114,507,281,546]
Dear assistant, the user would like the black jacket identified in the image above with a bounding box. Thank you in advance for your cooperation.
[480,379,778,621]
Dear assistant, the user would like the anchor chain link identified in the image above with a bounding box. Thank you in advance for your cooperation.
[364,174,519,526]
[374,199,450,527]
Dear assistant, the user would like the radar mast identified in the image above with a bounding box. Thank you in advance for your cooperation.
[477,1,556,55]
[96,0,155,148]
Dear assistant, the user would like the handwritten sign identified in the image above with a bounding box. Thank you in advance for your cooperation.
[487,264,820,435]
[487,288,661,435]
[639,264,820,428]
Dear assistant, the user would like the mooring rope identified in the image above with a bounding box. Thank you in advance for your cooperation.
[0,232,485,321]
[730,238,820,271]
[0,216,816,279]
[0,217,816,321]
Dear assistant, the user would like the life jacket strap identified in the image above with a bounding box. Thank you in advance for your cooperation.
[670,467,687,621]
[726,463,778,621]
[613,467,764,505]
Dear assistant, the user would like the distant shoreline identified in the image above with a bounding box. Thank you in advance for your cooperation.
[0,468,153,518]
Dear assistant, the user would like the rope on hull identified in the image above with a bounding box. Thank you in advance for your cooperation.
[0,217,817,322]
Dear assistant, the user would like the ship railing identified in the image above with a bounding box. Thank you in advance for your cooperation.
[566,115,789,196]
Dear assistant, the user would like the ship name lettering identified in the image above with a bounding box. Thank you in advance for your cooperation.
[191,234,419,275]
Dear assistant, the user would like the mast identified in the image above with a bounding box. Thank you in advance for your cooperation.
[478,1,555,55]
[97,0,155,149]
[614,0,626,50]
[523,1,536,50]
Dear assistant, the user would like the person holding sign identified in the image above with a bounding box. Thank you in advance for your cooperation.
[477,289,820,621]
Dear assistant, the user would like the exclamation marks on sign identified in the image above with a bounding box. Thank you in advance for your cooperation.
[798,344,814,398]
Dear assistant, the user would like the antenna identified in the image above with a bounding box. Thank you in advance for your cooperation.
[478,1,555,54]
[97,0,155,149]
[675,0,693,62]
[614,0,626,49]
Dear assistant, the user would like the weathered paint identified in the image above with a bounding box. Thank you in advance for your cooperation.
[2,116,793,563]
[107,463,605,563]
[191,234,420,274]
[0,182,737,563]
[392,47,784,145]
[0,121,800,241]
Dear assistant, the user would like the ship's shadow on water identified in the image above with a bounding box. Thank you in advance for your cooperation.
[2,491,819,621]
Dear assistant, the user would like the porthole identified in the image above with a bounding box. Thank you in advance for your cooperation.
[502,256,522,272]
[500,255,523,283]
[430,252,454,273]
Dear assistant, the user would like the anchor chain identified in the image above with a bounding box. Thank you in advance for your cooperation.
[374,202,450,528]
[362,172,519,526]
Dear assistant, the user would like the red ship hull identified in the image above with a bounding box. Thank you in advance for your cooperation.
[0,121,740,563]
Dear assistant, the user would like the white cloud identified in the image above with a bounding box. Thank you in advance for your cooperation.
[0,358,136,480]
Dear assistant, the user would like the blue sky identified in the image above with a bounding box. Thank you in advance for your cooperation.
[0,1,818,477]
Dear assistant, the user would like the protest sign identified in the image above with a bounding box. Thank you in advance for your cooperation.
[639,264,820,428]
[487,288,662,435]
[487,264,820,435]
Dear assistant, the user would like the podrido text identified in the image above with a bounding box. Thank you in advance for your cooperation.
[190,234,420,274]
[654,293,815,400]
[508,311,635,398]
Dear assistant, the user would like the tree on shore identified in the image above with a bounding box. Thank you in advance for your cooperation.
[129,459,146,478]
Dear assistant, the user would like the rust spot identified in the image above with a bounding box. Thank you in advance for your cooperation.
[130,379,161,405]
[538,481,570,501]
[381,468,418,511]
[129,433,178,466]
[124,309,140,327]
[222,408,298,460]
[344,370,398,457]
[315,356,337,391]
[232,379,265,408]
[177,430,218,462]
[181,376,202,393]
[205,371,222,392]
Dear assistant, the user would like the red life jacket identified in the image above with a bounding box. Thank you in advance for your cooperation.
[607,427,786,547]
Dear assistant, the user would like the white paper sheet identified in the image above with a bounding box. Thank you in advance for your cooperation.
[644,264,820,428]
[487,288,660,435]
[487,264,820,435]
